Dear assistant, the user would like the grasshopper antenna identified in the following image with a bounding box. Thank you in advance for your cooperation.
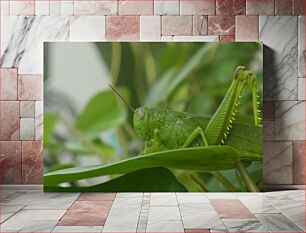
[108,83,135,112]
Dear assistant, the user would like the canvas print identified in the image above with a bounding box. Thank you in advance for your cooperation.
[43,42,263,192]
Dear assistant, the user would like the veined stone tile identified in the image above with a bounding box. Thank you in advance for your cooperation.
[20,101,35,117]
[1,204,24,223]
[70,16,106,41]
[238,195,279,214]
[1,16,70,74]
[293,0,305,15]
[263,141,293,184]
[52,226,104,232]
[7,191,79,209]
[293,140,305,184]
[0,209,66,232]
[35,1,50,15]
[148,206,181,221]
[74,1,117,15]
[21,141,43,184]
[216,0,246,15]
[275,101,305,140]
[208,16,235,36]
[0,68,18,100]
[10,0,35,15]
[176,193,209,204]
[246,0,274,15]
[61,1,74,16]
[260,16,298,100]
[146,221,184,232]
[263,101,275,120]
[18,75,43,100]
[106,16,139,41]
[162,16,192,36]
[210,199,256,219]
[115,192,143,198]
[161,36,218,41]
[223,219,268,232]
[154,0,179,15]
[20,118,35,140]
[77,193,116,201]
[236,16,258,41]
[35,101,43,140]
[180,0,215,15]
[263,120,275,141]
[0,101,20,140]
[298,16,305,78]
[150,193,177,206]
[140,16,161,41]
[206,193,236,199]
[298,78,305,100]
[58,201,112,226]
[0,141,22,184]
[193,16,208,35]
[275,0,293,15]
[262,190,305,201]
[119,0,153,15]
[1,0,10,15]
[50,1,61,16]
[256,213,303,232]
[20,220,58,232]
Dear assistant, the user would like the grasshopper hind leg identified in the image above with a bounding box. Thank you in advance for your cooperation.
[182,127,208,148]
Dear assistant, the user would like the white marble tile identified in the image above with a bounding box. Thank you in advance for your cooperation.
[140,16,161,41]
[146,221,184,232]
[50,1,61,15]
[0,190,16,201]
[20,101,35,118]
[1,16,70,74]
[35,101,43,140]
[154,0,179,15]
[61,1,74,16]
[260,16,298,100]
[1,209,66,232]
[262,190,305,201]
[102,206,141,232]
[263,141,293,184]
[20,118,35,140]
[115,192,143,198]
[148,206,181,221]
[53,226,104,232]
[70,16,106,41]
[35,1,50,15]
[223,219,268,232]
[10,1,35,15]
[275,101,305,140]
[298,16,305,78]
[161,35,219,41]
[298,78,305,100]
[206,192,236,199]
[150,193,177,206]
[238,195,279,214]
[256,213,303,232]
[20,220,58,232]
[1,0,10,15]
[263,120,275,141]
[0,204,24,223]
[74,1,117,15]
[176,193,209,204]
[180,204,220,229]
[6,191,79,210]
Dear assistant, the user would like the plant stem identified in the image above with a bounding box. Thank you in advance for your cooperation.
[190,174,209,192]
[236,161,259,192]
[123,123,143,153]
[211,171,237,192]
[111,43,121,84]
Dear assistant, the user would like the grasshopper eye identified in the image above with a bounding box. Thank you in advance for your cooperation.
[137,107,145,120]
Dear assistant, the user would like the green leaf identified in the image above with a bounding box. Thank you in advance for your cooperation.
[145,44,219,107]
[44,112,59,145]
[44,167,187,192]
[44,146,241,186]
[75,88,128,137]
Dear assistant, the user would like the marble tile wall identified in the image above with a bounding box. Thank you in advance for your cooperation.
[0,0,305,186]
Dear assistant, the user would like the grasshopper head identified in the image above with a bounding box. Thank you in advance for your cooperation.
[133,107,151,140]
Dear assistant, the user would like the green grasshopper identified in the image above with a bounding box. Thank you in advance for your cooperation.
[109,66,262,191]
[110,66,261,152]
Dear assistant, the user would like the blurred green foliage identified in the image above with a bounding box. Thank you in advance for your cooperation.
[44,42,263,192]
